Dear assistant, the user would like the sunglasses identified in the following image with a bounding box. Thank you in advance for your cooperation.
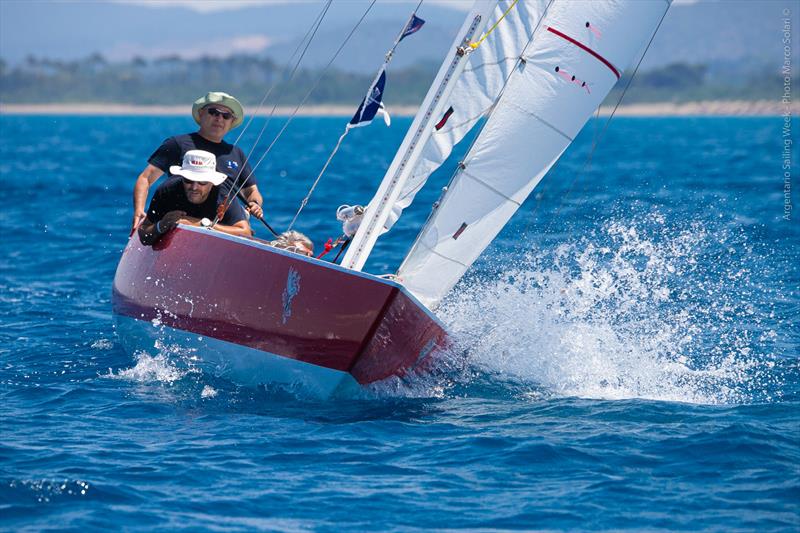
[182,177,212,186]
[205,107,235,120]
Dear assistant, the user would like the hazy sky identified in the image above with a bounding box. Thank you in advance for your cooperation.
[0,0,788,73]
[0,0,470,63]
[113,0,472,12]
[112,0,700,11]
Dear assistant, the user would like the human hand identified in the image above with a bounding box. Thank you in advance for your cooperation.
[130,210,147,234]
[157,210,186,234]
[247,201,263,219]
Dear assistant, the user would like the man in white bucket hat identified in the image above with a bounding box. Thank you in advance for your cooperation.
[130,91,264,233]
[137,150,251,246]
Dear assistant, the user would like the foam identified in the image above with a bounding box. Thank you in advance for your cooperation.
[106,340,197,384]
[421,213,784,405]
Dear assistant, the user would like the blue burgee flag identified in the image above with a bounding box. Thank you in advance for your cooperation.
[400,14,425,41]
[348,68,390,129]
[346,14,424,131]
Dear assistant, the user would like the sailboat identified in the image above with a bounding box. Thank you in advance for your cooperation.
[113,0,671,397]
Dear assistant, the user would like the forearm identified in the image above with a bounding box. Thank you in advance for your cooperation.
[133,165,163,214]
[244,185,263,206]
[178,217,250,238]
[213,223,252,239]
[133,176,150,214]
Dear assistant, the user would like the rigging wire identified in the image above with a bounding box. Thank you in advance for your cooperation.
[521,4,672,244]
[219,0,379,225]
[287,0,425,231]
[230,0,332,149]
[216,0,333,222]
[287,129,348,231]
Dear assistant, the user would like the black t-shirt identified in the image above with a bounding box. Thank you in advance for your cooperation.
[146,177,247,226]
[148,133,257,194]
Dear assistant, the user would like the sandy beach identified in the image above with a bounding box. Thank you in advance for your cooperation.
[0,100,797,117]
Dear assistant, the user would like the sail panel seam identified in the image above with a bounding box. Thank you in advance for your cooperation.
[416,239,470,268]
[464,56,518,73]
[460,169,522,206]
[503,99,573,141]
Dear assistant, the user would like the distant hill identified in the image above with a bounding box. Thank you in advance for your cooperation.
[1,53,792,107]
[643,0,794,71]
[1,0,797,107]
[1,0,797,76]
[0,0,465,70]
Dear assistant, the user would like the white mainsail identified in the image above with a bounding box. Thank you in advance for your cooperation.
[397,0,671,308]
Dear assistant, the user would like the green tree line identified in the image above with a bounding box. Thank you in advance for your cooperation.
[0,54,791,106]
[0,54,435,106]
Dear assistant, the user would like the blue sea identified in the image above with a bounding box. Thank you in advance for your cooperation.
[1,113,798,531]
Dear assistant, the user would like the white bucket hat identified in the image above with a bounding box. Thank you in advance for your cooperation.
[192,91,244,128]
[169,150,227,186]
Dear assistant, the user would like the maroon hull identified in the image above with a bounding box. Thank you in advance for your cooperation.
[112,225,447,385]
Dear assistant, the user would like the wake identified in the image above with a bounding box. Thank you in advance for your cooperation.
[408,212,786,405]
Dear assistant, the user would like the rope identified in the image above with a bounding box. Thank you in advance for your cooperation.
[215,0,333,224]
[520,3,672,246]
[333,237,351,263]
[468,0,519,50]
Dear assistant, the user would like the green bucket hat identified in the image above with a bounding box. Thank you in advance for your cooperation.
[192,92,244,128]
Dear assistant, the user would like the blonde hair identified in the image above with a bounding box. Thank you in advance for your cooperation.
[270,230,314,256]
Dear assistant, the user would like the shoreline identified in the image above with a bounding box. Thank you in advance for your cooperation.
[0,100,797,117]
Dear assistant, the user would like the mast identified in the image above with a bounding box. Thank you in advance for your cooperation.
[341,0,500,271]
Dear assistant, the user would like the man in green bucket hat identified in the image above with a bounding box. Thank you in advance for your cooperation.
[130,91,264,233]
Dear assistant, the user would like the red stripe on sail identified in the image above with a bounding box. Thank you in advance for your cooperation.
[546,26,620,79]
[452,222,468,240]
[435,106,454,131]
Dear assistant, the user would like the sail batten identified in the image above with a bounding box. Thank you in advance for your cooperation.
[397,0,672,309]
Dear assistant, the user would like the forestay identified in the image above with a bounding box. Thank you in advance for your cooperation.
[398,0,671,309]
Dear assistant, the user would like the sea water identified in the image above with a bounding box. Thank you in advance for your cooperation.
[0,114,797,531]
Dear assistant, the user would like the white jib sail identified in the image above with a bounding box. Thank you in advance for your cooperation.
[341,0,500,271]
[384,0,551,232]
[398,0,671,309]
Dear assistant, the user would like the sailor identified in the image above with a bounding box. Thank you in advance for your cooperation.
[131,91,264,232]
[138,150,251,246]
[270,230,315,257]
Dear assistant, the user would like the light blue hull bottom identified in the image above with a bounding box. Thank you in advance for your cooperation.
[114,315,362,399]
